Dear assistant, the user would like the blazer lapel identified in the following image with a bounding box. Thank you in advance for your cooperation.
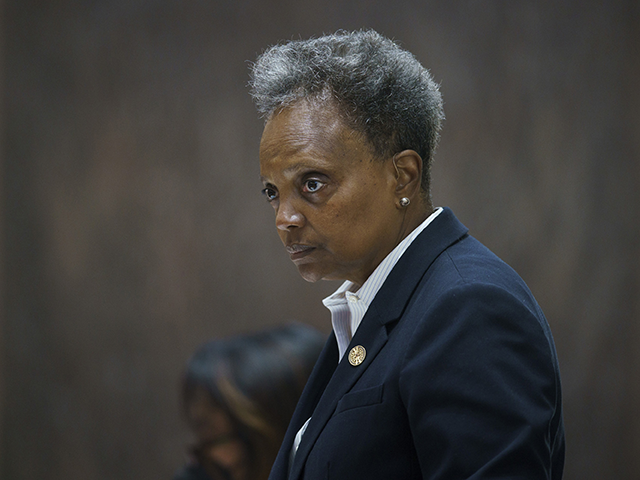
[287,208,468,480]
[289,322,389,480]
[269,332,338,480]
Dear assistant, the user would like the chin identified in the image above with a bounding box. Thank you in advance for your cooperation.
[299,272,323,283]
[296,265,325,283]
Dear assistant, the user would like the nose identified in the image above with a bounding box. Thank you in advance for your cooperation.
[275,198,304,231]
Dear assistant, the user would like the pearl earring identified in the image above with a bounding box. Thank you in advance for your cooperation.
[399,197,410,207]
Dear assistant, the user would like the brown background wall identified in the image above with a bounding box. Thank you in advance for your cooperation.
[2,1,639,479]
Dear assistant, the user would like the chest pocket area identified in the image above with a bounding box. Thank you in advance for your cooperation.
[334,384,384,415]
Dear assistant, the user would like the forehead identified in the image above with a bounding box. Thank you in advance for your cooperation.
[259,102,371,171]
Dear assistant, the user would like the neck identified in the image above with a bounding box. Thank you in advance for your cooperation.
[396,200,433,245]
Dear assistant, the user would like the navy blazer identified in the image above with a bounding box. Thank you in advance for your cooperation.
[269,208,565,480]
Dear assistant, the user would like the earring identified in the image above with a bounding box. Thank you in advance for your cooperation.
[399,197,410,207]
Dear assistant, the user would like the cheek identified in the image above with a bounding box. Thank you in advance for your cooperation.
[325,199,387,240]
[319,208,360,243]
[322,220,374,262]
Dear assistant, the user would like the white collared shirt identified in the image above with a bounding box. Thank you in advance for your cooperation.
[322,207,443,361]
[292,207,443,461]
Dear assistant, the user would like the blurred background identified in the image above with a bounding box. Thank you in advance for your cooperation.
[1,0,639,479]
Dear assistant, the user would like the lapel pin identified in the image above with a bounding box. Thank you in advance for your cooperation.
[348,345,366,366]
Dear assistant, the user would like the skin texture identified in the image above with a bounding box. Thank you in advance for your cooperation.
[187,388,248,480]
[259,100,431,287]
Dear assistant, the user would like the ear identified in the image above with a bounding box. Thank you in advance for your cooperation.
[392,149,423,200]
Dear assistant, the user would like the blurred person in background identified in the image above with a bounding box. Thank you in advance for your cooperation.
[173,323,326,480]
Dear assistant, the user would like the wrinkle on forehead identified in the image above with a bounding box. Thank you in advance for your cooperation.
[260,99,365,161]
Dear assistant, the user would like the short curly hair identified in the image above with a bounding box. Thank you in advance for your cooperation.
[249,29,444,195]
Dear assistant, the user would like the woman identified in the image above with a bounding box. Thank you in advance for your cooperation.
[174,324,326,480]
[250,30,565,480]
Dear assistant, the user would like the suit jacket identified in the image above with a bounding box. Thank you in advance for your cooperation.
[269,208,565,480]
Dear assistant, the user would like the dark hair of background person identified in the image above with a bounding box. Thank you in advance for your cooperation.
[174,323,326,480]
[249,29,444,197]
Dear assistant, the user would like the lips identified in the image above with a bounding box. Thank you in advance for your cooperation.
[286,244,316,262]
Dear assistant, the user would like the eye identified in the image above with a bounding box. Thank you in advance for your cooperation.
[261,186,278,201]
[303,179,324,193]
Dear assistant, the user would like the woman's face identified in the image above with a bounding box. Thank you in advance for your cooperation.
[259,102,404,286]
[186,389,248,480]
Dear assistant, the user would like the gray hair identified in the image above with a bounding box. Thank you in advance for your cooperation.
[249,29,445,194]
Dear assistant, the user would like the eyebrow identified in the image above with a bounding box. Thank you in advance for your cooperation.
[260,161,327,184]
[259,177,275,186]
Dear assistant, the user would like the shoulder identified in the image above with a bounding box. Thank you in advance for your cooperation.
[397,250,562,419]
[414,233,544,318]
[398,233,558,377]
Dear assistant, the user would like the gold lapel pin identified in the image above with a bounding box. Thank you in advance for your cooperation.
[348,345,366,366]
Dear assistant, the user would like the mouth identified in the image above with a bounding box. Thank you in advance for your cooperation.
[286,244,316,262]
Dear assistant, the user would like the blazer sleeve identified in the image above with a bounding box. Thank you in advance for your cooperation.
[398,282,563,479]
